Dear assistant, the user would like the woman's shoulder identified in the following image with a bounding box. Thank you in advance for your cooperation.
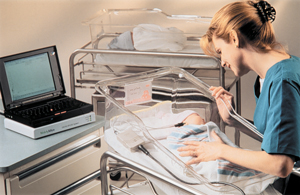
[268,55,300,78]
[288,55,300,64]
[277,55,300,67]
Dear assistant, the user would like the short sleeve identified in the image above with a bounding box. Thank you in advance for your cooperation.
[261,79,300,158]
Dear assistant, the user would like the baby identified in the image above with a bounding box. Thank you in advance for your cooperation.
[108,24,187,52]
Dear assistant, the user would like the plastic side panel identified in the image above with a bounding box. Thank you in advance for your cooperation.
[5,137,106,195]
[85,9,210,43]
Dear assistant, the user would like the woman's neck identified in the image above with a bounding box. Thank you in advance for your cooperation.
[243,49,290,79]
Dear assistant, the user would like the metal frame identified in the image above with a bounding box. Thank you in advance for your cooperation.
[69,40,229,98]
[69,39,242,146]
[100,151,206,195]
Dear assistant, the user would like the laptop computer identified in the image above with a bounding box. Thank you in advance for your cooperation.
[0,46,95,138]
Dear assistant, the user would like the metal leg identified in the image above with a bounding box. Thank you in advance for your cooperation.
[220,66,226,133]
[235,78,241,147]
[100,151,206,195]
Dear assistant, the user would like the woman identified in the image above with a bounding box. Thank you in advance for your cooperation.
[178,0,300,186]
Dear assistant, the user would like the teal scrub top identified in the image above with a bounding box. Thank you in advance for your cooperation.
[253,55,300,159]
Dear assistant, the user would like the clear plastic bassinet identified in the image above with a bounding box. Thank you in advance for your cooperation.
[95,67,276,195]
[70,8,238,102]
[80,8,220,70]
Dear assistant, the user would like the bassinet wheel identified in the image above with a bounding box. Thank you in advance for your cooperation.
[110,171,121,180]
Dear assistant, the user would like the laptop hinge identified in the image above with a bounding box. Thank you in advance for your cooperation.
[8,93,63,109]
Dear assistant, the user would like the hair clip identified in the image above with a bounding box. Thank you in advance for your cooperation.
[254,1,276,23]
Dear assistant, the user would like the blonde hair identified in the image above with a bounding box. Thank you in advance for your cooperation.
[200,0,286,58]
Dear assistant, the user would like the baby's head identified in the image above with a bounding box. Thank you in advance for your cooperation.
[183,113,206,125]
[108,31,134,50]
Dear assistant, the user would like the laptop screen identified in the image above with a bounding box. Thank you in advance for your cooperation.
[5,53,56,101]
[0,46,65,110]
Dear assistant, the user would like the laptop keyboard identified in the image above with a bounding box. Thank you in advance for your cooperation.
[6,97,93,127]
[14,97,82,119]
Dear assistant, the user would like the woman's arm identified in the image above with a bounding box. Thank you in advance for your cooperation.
[219,144,294,178]
[178,131,294,178]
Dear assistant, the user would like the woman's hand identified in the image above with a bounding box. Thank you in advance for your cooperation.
[209,86,236,126]
[177,131,224,165]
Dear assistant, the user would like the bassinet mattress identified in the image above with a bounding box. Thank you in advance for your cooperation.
[94,45,219,68]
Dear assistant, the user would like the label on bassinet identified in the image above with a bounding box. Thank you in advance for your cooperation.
[124,80,152,106]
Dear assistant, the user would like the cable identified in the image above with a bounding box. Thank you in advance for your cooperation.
[137,144,245,195]
[115,121,185,132]
[144,122,186,130]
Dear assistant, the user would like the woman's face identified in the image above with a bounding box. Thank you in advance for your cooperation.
[212,35,249,77]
